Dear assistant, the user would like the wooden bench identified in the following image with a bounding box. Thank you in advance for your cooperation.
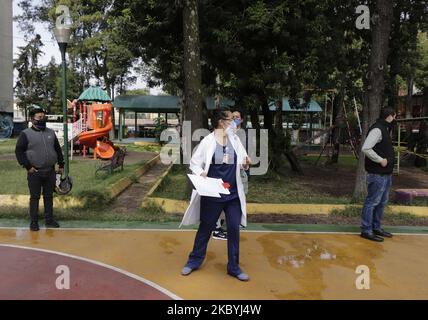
[394,189,428,205]
[95,147,127,176]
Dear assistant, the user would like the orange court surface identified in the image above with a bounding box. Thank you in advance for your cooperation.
[0,227,427,300]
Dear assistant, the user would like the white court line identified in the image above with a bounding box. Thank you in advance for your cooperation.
[0,243,182,300]
[0,226,428,236]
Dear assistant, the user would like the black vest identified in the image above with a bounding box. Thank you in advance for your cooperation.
[364,119,395,174]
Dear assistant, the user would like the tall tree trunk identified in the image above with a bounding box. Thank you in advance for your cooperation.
[182,0,205,151]
[353,0,393,201]
[261,96,273,132]
[330,73,347,164]
[271,100,285,171]
[250,106,261,130]
[353,91,370,201]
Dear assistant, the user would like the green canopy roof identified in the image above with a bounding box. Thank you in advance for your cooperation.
[78,86,111,102]
[113,95,235,112]
[268,98,322,113]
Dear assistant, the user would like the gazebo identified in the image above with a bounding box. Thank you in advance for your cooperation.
[269,97,323,143]
[112,95,235,140]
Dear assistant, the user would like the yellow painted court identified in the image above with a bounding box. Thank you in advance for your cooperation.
[0,227,428,300]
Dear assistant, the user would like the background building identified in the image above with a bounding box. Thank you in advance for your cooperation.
[0,0,13,114]
[0,0,14,138]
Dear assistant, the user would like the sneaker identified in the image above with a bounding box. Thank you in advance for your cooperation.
[45,219,60,228]
[30,221,39,232]
[212,229,227,240]
[373,229,393,238]
[181,266,193,276]
[360,232,384,242]
[228,272,250,282]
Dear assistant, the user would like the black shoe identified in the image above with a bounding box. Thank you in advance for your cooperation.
[360,232,384,242]
[30,221,39,231]
[373,229,393,238]
[212,229,227,240]
[45,220,60,228]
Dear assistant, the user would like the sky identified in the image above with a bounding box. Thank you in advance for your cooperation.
[12,0,163,95]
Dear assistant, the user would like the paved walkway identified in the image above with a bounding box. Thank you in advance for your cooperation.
[112,159,170,214]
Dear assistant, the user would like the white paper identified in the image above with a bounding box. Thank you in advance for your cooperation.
[187,174,231,198]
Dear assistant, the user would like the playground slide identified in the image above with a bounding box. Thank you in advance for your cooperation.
[78,122,115,159]
[95,140,115,159]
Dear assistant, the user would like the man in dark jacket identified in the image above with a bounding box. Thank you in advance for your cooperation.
[360,108,396,242]
[15,106,64,231]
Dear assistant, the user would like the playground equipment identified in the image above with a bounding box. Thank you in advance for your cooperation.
[71,86,117,160]
[395,116,428,174]
[78,103,115,159]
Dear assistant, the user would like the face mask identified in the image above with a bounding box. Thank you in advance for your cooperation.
[233,119,241,126]
[225,120,237,136]
[33,118,47,130]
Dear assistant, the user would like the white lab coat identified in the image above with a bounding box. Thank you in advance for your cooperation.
[179,132,248,227]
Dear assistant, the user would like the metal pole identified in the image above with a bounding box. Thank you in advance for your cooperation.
[135,111,137,137]
[397,121,401,175]
[60,43,69,176]
[119,109,123,141]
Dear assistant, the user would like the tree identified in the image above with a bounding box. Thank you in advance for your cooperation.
[181,0,206,154]
[40,57,60,114]
[353,0,394,201]
[15,0,137,99]
[415,32,428,116]
[124,88,150,96]
[14,34,45,120]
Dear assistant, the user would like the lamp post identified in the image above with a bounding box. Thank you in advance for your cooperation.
[54,16,72,177]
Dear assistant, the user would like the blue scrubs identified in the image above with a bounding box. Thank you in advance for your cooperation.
[185,140,243,276]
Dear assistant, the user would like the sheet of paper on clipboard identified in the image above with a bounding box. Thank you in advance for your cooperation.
[187,174,230,198]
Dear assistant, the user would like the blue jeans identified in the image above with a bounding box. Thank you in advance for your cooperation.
[185,197,242,276]
[361,173,392,234]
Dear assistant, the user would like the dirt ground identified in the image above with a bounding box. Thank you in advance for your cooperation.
[296,164,428,198]
[246,160,428,225]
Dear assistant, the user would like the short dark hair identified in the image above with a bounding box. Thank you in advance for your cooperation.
[211,108,231,128]
[379,107,396,120]
[232,109,243,118]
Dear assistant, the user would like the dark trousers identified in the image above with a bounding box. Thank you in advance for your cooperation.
[27,168,56,222]
[185,197,242,275]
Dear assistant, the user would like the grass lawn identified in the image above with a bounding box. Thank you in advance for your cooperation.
[0,138,17,155]
[116,142,161,154]
[300,154,358,168]
[152,163,352,204]
[0,158,146,201]
[0,201,180,222]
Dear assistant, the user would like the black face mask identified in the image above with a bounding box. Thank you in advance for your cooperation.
[33,118,47,130]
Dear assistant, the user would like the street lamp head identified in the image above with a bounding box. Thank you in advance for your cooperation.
[54,27,72,44]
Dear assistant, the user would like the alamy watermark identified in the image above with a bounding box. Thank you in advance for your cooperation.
[55,265,70,290]
[355,265,370,290]
[159,121,269,176]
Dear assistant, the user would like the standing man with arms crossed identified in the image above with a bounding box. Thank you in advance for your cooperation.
[360,107,396,242]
